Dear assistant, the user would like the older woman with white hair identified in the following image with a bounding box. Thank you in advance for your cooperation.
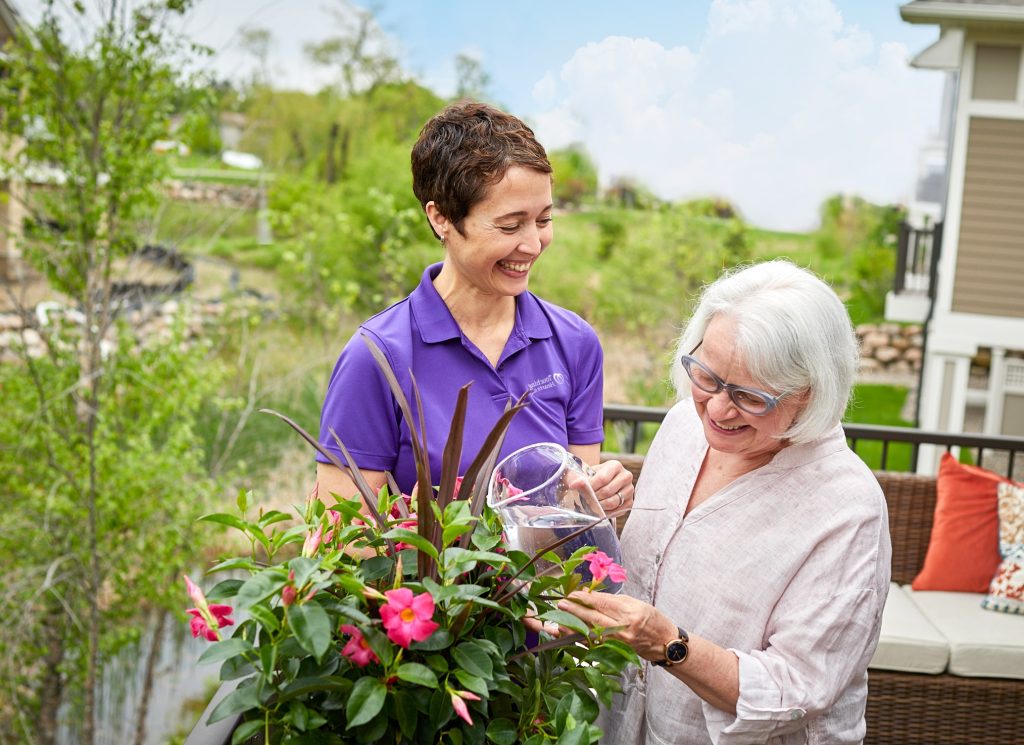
[560,260,892,745]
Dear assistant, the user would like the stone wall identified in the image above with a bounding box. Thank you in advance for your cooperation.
[856,323,923,376]
[164,180,261,209]
[0,296,270,363]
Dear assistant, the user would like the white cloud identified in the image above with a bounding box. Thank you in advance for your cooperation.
[530,0,943,230]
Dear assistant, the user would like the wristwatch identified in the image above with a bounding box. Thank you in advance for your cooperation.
[651,626,689,667]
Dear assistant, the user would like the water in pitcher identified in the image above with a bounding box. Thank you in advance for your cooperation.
[488,443,624,594]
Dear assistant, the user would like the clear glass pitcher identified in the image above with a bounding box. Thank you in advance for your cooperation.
[487,442,624,593]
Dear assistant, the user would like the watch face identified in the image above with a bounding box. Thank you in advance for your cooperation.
[666,640,688,663]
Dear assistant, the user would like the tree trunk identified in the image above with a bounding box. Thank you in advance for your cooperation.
[338,128,351,182]
[36,605,67,745]
[132,609,167,745]
[325,122,340,184]
[289,128,306,165]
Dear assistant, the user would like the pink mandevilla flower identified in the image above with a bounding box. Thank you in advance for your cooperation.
[450,689,481,725]
[389,493,414,518]
[281,584,297,607]
[187,604,234,642]
[184,574,206,609]
[302,524,323,557]
[583,550,628,585]
[183,574,234,641]
[379,588,439,648]
[339,624,379,667]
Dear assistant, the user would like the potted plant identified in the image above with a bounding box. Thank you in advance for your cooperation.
[184,337,635,744]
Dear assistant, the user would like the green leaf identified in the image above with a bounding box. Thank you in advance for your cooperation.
[206,578,244,602]
[453,669,488,698]
[258,509,292,528]
[198,637,253,665]
[231,720,264,744]
[442,548,510,569]
[452,641,493,679]
[288,700,310,731]
[411,628,452,651]
[289,556,319,589]
[425,654,449,674]
[395,690,418,739]
[278,675,352,703]
[555,722,588,745]
[538,609,590,636]
[207,557,258,574]
[207,678,261,723]
[236,489,251,515]
[198,512,250,532]
[235,571,287,610]
[396,662,438,688]
[246,604,280,633]
[259,643,277,682]
[442,522,474,547]
[360,555,394,582]
[382,527,439,558]
[219,654,255,681]
[486,719,517,745]
[346,677,387,729]
[333,602,373,626]
[285,602,332,661]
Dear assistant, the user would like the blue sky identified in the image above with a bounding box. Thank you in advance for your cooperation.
[23,0,948,231]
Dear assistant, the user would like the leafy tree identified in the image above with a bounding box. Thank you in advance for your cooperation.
[238,25,273,91]
[455,52,490,100]
[549,144,599,208]
[0,2,225,742]
[251,81,444,325]
[303,0,402,98]
[813,195,901,323]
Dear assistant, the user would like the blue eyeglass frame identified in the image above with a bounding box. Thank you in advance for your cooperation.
[680,343,789,416]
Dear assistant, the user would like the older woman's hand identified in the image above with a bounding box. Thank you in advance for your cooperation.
[558,590,676,663]
[589,459,634,515]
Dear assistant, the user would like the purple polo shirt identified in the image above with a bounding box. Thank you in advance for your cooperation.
[316,263,605,495]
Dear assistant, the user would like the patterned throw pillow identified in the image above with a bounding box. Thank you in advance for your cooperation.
[982,482,1024,615]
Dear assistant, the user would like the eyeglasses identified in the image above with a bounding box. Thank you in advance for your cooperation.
[680,345,788,416]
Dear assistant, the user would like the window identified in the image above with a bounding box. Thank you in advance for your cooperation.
[972,44,1021,101]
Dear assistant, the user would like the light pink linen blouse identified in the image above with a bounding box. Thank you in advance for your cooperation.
[608,398,891,745]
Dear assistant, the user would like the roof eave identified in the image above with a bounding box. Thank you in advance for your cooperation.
[901,1,1024,26]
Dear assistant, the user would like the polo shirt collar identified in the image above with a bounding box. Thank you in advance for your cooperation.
[410,263,553,344]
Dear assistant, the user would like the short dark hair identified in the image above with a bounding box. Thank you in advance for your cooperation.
[411,101,552,235]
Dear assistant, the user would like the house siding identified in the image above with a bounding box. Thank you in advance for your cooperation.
[951,116,1024,318]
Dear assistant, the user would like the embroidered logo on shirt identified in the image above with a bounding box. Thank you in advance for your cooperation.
[527,373,566,393]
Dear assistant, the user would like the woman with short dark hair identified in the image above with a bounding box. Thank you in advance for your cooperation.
[316,101,633,512]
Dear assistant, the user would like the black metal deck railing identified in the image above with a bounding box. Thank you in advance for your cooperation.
[894,220,943,298]
[603,403,1024,478]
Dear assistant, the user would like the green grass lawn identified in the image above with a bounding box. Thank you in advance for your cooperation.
[844,383,914,471]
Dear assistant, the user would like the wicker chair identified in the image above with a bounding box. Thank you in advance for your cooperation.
[603,456,1024,745]
[865,472,1022,745]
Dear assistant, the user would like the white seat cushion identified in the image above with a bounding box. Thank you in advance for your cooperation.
[870,583,949,674]
[906,586,1024,680]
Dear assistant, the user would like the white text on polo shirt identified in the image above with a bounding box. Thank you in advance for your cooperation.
[526,372,566,394]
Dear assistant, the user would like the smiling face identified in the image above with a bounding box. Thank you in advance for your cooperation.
[428,166,553,298]
[691,315,807,463]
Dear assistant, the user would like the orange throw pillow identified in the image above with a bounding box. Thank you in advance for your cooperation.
[911,453,1015,593]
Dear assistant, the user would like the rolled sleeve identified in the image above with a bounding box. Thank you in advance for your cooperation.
[703,588,884,744]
